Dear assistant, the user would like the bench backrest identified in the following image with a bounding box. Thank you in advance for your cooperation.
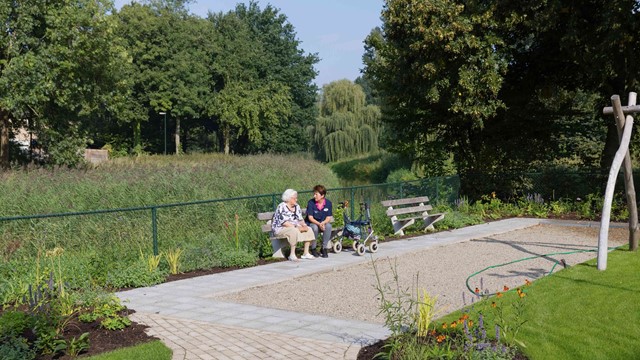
[382,196,432,217]
[381,196,430,207]
[386,204,432,217]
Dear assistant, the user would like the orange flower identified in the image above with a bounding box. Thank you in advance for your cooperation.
[450,321,457,328]
[436,335,447,343]
[456,319,464,325]
[430,330,437,336]
[519,292,526,298]
[461,314,470,320]
[442,322,448,329]
[496,292,503,298]
[468,320,474,327]
[503,285,510,291]
[517,288,523,295]
[525,279,532,286]
[491,301,497,308]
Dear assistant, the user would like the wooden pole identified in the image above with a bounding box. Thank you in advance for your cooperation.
[611,93,639,251]
[627,93,638,251]
[598,102,634,270]
[603,104,640,115]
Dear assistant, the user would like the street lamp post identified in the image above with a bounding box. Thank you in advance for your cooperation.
[159,112,167,155]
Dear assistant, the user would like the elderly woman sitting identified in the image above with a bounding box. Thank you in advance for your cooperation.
[272,189,317,261]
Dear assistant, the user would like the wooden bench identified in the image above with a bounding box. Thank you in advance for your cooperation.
[381,196,445,236]
[257,210,342,258]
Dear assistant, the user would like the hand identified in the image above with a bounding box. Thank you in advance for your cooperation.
[319,223,325,231]
[299,224,309,232]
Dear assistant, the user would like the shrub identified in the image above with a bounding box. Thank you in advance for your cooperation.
[105,260,166,289]
[0,335,36,360]
[0,310,35,337]
[215,249,257,268]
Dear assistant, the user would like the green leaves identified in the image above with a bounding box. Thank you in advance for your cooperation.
[366,0,640,179]
[311,80,383,162]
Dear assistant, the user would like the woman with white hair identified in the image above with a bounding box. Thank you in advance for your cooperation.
[271,189,317,261]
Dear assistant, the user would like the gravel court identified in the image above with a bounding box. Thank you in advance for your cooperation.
[217,223,628,324]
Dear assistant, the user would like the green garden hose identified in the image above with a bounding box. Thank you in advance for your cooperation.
[465,245,626,297]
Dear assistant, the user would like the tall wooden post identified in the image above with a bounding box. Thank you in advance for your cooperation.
[600,92,640,270]
[611,93,639,251]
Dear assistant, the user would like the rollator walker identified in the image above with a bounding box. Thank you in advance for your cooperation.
[331,200,379,256]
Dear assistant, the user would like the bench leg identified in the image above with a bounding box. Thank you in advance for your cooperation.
[422,214,445,230]
[271,238,289,258]
[391,216,415,236]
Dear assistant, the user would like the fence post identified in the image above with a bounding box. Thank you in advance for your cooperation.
[272,194,277,210]
[151,207,158,256]
[399,182,404,199]
[350,186,355,220]
[436,178,440,202]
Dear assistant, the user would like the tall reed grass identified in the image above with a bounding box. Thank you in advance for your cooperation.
[0,154,343,299]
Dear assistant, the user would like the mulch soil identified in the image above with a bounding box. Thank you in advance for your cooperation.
[38,310,153,359]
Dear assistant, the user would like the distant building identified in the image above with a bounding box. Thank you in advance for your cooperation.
[14,127,31,151]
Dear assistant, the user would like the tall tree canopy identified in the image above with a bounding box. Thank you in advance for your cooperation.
[208,8,291,155]
[0,0,319,166]
[0,0,129,168]
[116,0,213,155]
[364,0,640,188]
[209,2,318,155]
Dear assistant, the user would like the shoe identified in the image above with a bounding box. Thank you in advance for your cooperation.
[288,255,299,262]
[311,248,320,257]
[320,248,328,258]
[301,253,316,260]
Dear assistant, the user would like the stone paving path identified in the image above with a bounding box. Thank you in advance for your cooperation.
[117,218,600,360]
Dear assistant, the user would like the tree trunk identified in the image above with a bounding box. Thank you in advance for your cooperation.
[175,117,181,155]
[133,119,142,156]
[0,110,9,169]
[223,126,230,155]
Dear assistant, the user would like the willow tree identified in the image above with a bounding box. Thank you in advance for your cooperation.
[311,80,382,162]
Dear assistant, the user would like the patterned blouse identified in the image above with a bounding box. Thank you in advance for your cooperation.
[271,202,303,234]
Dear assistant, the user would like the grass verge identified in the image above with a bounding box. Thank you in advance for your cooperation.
[86,340,171,360]
[438,247,640,359]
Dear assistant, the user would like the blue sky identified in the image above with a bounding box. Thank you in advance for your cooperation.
[113,0,385,88]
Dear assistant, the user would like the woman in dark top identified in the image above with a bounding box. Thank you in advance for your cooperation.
[306,184,333,258]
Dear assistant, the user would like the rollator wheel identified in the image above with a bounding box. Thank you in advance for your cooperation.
[356,243,366,256]
[352,241,359,251]
[369,242,378,253]
[333,241,343,253]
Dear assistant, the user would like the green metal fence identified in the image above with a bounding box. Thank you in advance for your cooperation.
[1,170,633,266]
[0,176,460,260]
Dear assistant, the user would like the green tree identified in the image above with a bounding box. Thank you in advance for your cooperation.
[208,9,292,155]
[207,2,318,155]
[0,0,128,168]
[311,80,382,162]
[365,0,640,191]
[116,1,213,155]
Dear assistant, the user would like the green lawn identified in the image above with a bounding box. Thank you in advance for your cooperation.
[86,340,171,360]
[440,248,640,359]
